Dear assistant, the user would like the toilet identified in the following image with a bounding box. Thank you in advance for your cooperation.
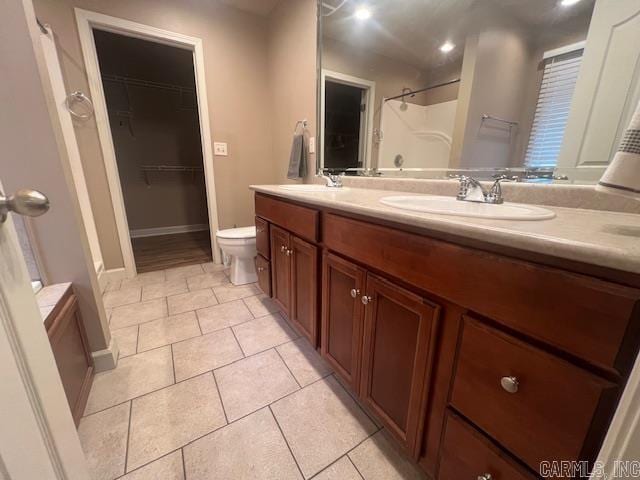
[216,226,257,285]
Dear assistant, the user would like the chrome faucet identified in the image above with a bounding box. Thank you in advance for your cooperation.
[316,169,344,188]
[456,175,509,204]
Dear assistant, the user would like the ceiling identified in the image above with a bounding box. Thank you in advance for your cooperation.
[322,0,595,73]
[218,0,282,16]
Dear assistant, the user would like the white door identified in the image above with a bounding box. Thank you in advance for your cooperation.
[0,185,89,479]
[556,0,640,182]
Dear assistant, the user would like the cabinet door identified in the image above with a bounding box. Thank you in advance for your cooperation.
[360,273,440,455]
[255,254,271,297]
[290,236,319,346]
[270,225,291,316]
[321,253,366,390]
[255,216,270,258]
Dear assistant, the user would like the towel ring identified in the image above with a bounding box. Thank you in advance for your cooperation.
[65,91,94,119]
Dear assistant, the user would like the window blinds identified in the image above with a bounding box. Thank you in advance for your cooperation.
[524,49,584,168]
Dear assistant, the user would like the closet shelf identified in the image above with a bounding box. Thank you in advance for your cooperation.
[102,73,196,95]
[140,165,204,186]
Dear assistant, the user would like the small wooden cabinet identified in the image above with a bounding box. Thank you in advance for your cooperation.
[269,223,319,345]
[321,253,366,389]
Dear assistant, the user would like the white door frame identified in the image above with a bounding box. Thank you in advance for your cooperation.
[320,69,375,171]
[75,9,221,278]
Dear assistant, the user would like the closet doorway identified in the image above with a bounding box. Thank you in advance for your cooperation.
[76,10,220,277]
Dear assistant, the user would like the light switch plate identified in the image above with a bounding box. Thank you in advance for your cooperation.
[214,142,228,156]
[309,137,315,154]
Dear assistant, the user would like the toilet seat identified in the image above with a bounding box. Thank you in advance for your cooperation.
[216,226,256,239]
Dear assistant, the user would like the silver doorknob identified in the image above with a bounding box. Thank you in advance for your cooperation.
[350,288,360,298]
[0,189,50,223]
[477,474,492,480]
[361,295,372,305]
[500,376,519,394]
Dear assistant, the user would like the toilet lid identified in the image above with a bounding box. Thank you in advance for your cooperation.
[216,226,256,239]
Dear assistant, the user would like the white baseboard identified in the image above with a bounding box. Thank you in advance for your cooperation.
[129,224,209,239]
[98,267,127,293]
[91,337,119,372]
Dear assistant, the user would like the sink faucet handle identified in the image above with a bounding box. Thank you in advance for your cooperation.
[487,176,511,204]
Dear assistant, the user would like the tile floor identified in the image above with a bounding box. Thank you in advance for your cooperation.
[79,262,426,479]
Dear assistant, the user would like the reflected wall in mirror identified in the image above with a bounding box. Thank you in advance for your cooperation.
[318,0,640,183]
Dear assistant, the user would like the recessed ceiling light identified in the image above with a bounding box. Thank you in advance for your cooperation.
[440,42,455,53]
[560,0,582,6]
[355,6,371,20]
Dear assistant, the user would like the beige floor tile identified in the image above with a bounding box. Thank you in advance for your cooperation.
[165,264,204,281]
[78,402,130,480]
[277,338,332,386]
[167,289,218,315]
[271,376,377,478]
[110,299,168,330]
[314,457,362,480]
[212,283,260,303]
[127,373,227,471]
[196,299,253,334]
[186,272,229,291]
[173,328,244,381]
[85,347,174,414]
[141,279,188,301]
[243,293,280,317]
[137,312,201,352]
[232,314,298,356]
[215,349,299,421]
[202,262,226,273]
[103,286,141,308]
[120,451,184,480]
[349,431,425,480]
[111,325,138,357]
[121,271,167,289]
[184,408,301,480]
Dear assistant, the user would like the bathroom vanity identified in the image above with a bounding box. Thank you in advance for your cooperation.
[252,185,640,479]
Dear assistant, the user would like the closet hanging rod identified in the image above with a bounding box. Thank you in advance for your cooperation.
[102,73,196,95]
[481,114,519,127]
[140,165,203,172]
[385,78,461,102]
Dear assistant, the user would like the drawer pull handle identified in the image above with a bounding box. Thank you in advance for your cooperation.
[350,288,360,299]
[477,474,492,480]
[500,376,519,394]
[257,267,265,272]
[361,295,372,305]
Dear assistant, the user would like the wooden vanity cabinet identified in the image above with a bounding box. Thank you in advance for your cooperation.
[270,225,292,316]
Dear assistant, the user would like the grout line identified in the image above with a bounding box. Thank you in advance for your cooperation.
[181,448,187,480]
[229,327,246,357]
[347,454,366,479]
[274,347,302,389]
[211,371,229,425]
[268,405,306,478]
[135,325,140,355]
[123,401,133,475]
[170,344,176,384]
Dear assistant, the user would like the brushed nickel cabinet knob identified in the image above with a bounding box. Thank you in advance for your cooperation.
[361,295,372,305]
[350,288,360,299]
[500,376,519,394]
[477,474,492,480]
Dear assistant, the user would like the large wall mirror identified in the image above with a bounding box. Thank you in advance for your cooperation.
[317,0,640,183]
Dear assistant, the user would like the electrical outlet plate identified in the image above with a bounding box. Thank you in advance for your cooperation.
[214,142,228,156]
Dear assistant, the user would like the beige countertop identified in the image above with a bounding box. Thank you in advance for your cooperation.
[251,185,640,276]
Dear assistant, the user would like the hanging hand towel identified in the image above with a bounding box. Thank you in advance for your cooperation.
[287,127,308,180]
[597,99,640,199]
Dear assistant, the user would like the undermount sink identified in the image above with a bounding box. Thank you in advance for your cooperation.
[279,184,347,192]
[379,195,556,220]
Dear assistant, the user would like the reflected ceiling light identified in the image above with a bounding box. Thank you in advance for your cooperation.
[560,0,582,6]
[355,6,371,20]
[440,41,455,53]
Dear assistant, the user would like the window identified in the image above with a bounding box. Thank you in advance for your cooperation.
[524,47,584,168]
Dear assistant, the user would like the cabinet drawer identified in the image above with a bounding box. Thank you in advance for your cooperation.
[439,412,536,480]
[255,194,319,242]
[323,213,640,372]
[256,255,271,296]
[256,217,270,259]
[450,317,616,471]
